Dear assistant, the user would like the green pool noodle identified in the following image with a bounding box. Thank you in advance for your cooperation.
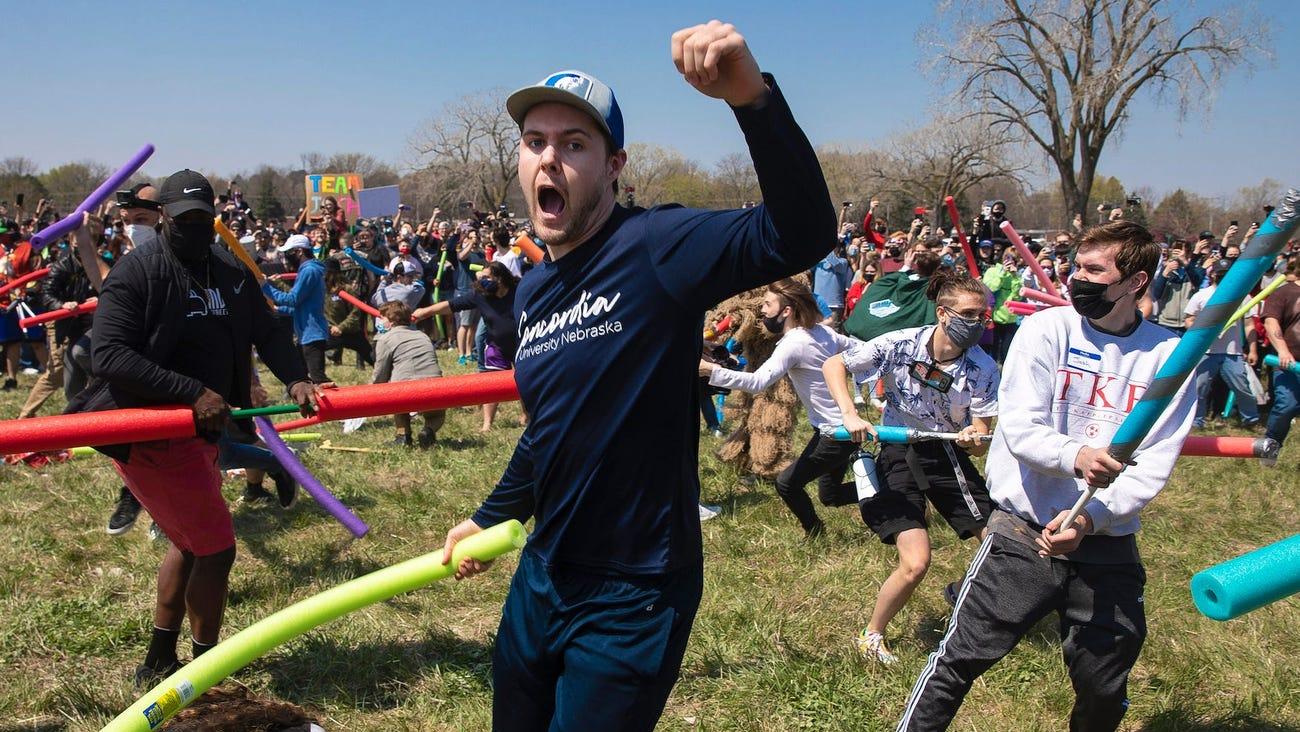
[1191,533,1300,621]
[103,519,527,731]
[229,404,300,418]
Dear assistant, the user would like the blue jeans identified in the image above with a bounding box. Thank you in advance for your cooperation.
[1193,353,1259,426]
[1267,370,1300,445]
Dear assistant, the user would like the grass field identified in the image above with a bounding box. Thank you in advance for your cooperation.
[1,358,1298,731]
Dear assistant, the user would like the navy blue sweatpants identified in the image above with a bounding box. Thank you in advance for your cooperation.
[492,549,704,731]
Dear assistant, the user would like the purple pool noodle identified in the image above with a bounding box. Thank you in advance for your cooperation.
[254,416,369,538]
[31,144,155,248]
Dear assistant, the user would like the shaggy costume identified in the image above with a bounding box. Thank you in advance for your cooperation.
[708,285,802,478]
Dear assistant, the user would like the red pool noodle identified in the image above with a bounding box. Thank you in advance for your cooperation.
[337,289,381,318]
[943,196,981,276]
[0,372,519,453]
[704,315,733,339]
[1181,436,1267,458]
[1000,220,1062,299]
[274,272,297,281]
[0,407,196,455]
[20,298,97,328]
[313,370,519,422]
[1022,288,1069,307]
[0,268,52,298]
[1006,301,1046,316]
[274,415,322,432]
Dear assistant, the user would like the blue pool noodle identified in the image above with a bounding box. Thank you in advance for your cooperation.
[1191,534,1300,621]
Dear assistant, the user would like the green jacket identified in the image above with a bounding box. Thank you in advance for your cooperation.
[842,271,936,343]
[982,264,1023,325]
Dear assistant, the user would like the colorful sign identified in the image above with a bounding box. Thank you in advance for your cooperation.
[304,173,364,224]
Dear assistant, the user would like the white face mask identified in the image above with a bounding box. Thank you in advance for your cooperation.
[124,224,159,250]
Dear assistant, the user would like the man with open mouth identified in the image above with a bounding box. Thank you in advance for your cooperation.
[439,20,836,731]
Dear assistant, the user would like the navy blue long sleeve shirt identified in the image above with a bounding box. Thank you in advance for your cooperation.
[471,76,835,575]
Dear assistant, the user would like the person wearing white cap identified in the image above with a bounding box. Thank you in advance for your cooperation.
[263,234,330,383]
[439,20,836,731]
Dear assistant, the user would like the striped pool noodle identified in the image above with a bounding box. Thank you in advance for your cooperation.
[1001,221,1060,298]
[254,416,368,538]
[1021,288,1069,306]
[944,196,981,275]
[0,268,52,299]
[19,298,96,328]
[343,247,390,277]
[1220,274,1285,336]
[31,144,155,248]
[337,288,381,318]
[1059,189,1300,531]
[1264,354,1300,374]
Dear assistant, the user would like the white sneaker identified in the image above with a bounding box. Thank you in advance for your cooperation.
[712,429,724,438]
[698,504,721,521]
[22,367,38,376]
[853,393,865,406]
[853,629,898,665]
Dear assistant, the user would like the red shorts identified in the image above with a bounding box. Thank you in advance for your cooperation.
[113,438,234,556]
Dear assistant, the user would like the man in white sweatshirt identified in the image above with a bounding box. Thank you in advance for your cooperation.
[897,221,1197,732]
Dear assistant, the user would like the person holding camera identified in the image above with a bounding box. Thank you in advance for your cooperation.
[1147,238,1202,334]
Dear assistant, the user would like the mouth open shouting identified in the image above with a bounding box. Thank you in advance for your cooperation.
[536,183,567,225]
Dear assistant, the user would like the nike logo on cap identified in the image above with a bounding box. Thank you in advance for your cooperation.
[183,187,203,194]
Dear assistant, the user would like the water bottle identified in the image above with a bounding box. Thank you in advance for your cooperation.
[852,449,881,501]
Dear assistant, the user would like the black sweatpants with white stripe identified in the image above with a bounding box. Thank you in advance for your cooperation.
[896,529,1147,732]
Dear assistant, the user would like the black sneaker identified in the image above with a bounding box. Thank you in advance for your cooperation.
[241,483,275,506]
[134,659,184,688]
[943,580,961,608]
[416,427,437,449]
[1,378,16,391]
[803,520,826,541]
[106,487,141,535]
[269,470,298,509]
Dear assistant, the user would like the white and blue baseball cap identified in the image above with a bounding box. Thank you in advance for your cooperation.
[507,70,624,150]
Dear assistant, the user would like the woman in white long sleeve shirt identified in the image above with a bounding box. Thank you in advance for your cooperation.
[699,278,857,538]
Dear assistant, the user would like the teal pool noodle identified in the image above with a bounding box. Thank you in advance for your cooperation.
[830,425,910,443]
[1264,354,1300,375]
[1191,533,1300,621]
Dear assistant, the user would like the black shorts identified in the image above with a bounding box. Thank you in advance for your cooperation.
[859,441,993,544]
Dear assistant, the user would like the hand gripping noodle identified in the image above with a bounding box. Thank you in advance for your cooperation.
[103,520,527,731]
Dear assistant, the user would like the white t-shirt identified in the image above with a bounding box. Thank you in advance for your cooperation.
[839,325,1000,432]
[985,307,1196,536]
[494,247,524,278]
[708,324,855,429]
[1184,284,1253,355]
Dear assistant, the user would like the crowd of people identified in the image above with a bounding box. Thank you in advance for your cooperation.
[0,18,1295,731]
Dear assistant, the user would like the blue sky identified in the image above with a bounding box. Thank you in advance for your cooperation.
[3,0,1294,199]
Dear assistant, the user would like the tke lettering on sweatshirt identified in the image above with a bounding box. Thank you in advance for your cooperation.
[1056,367,1148,422]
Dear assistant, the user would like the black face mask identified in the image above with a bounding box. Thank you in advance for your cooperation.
[762,314,786,334]
[168,218,214,263]
[1069,278,1121,320]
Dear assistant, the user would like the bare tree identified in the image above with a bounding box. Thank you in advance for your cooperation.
[711,153,760,208]
[408,89,519,210]
[867,113,1028,225]
[0,157,40,177]
[928,0,1264,220]
[620,143,699,207]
